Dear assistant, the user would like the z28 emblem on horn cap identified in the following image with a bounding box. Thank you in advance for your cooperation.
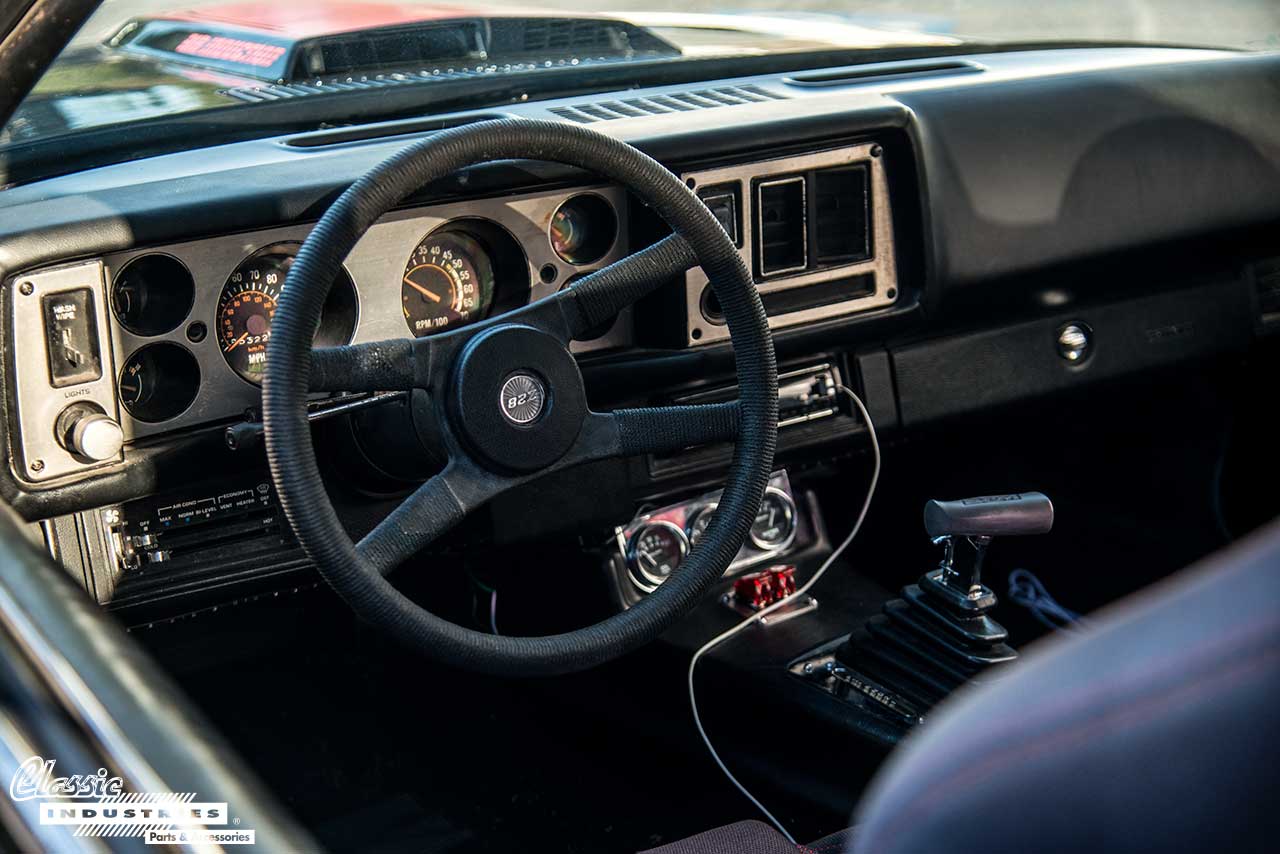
[499,373,545,425]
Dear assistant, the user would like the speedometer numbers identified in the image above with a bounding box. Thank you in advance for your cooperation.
[402,230,495,337]
[216,243,358,385]
[217,255,283,384]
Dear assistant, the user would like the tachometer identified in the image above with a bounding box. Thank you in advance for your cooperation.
[402,229,496,337]
[217,243,358,385]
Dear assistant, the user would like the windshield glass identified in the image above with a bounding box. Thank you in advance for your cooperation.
[3,0,1278,161]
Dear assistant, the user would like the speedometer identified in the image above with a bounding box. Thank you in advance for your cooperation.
[217,254,282,384]
[402,230,496,337]
[217,243,358,385]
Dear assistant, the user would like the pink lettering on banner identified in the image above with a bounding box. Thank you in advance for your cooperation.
[173,33,285,68]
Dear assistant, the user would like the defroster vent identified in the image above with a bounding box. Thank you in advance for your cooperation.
[548,85,786,123]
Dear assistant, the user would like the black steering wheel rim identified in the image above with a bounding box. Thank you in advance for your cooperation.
[264,119,777,676]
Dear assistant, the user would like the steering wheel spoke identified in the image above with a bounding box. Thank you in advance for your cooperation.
[308,336,439,393]
[570,401,741,464]
[612,401,741,456]
[355,458,499,576]
[561,234,697,340]
[498,233,697,345]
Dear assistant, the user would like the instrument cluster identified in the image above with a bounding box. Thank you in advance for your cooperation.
[96,185,628,440]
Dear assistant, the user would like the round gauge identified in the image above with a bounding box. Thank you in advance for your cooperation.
[749,488,797,551]
[217,267,278,383]
[627,521,690,588]
[111,253,195,336]
[217,243,357,385]
[119,342,200,423]
[402,229,496,337]
[549,194,617,265]
[686,504,718,547]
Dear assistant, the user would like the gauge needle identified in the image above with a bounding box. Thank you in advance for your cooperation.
[224,331,249,352]
[403,277,442,303]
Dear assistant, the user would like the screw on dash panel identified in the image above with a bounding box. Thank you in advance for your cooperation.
[19,281,34,295]
[30,459,44,473]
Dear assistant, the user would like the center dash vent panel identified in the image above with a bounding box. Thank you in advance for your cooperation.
[680,142,897,347]
[548,85,787,123]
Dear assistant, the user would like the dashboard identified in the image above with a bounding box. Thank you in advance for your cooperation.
[6,137,904,485]
[2,45,1279,618]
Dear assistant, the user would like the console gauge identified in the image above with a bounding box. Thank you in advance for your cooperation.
[402,229,495,336]
[627,521,689,588]
[749,488,797,551]
[686,504,718,547]
[217,243,357,385]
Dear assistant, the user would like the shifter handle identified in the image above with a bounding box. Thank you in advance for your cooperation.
[924,492,1054,541]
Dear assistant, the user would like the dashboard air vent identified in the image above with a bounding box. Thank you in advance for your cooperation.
[811,164,871,265]
[755,176,807,279]
[548,85,786,123]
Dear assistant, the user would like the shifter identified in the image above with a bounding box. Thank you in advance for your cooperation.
[834,492,1054,712]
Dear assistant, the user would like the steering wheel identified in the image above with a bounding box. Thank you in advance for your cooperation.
[263,119,777,676]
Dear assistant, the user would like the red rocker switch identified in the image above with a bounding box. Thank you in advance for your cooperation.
[732,566,798,610]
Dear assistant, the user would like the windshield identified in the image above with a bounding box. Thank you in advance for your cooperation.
[3,0,1278,169]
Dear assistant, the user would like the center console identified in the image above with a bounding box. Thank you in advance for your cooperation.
[793,493,1053,727]
[658,488,1058,817]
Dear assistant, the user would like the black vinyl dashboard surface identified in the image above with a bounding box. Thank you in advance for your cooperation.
[2,45,1279,518]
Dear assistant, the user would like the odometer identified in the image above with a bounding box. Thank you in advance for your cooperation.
[217,243,358,385]
[402,229,495,337]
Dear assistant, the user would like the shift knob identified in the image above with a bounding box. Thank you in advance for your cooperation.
[56,402,124,462]
[924,492,1054,541]
[922,492,1054,609]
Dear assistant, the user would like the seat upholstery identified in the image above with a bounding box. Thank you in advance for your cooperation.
[852,516,1280,854]
[638,820,855,854]
[639,820,798,854]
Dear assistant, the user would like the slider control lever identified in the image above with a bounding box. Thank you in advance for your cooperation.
[924,492,1054,610]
